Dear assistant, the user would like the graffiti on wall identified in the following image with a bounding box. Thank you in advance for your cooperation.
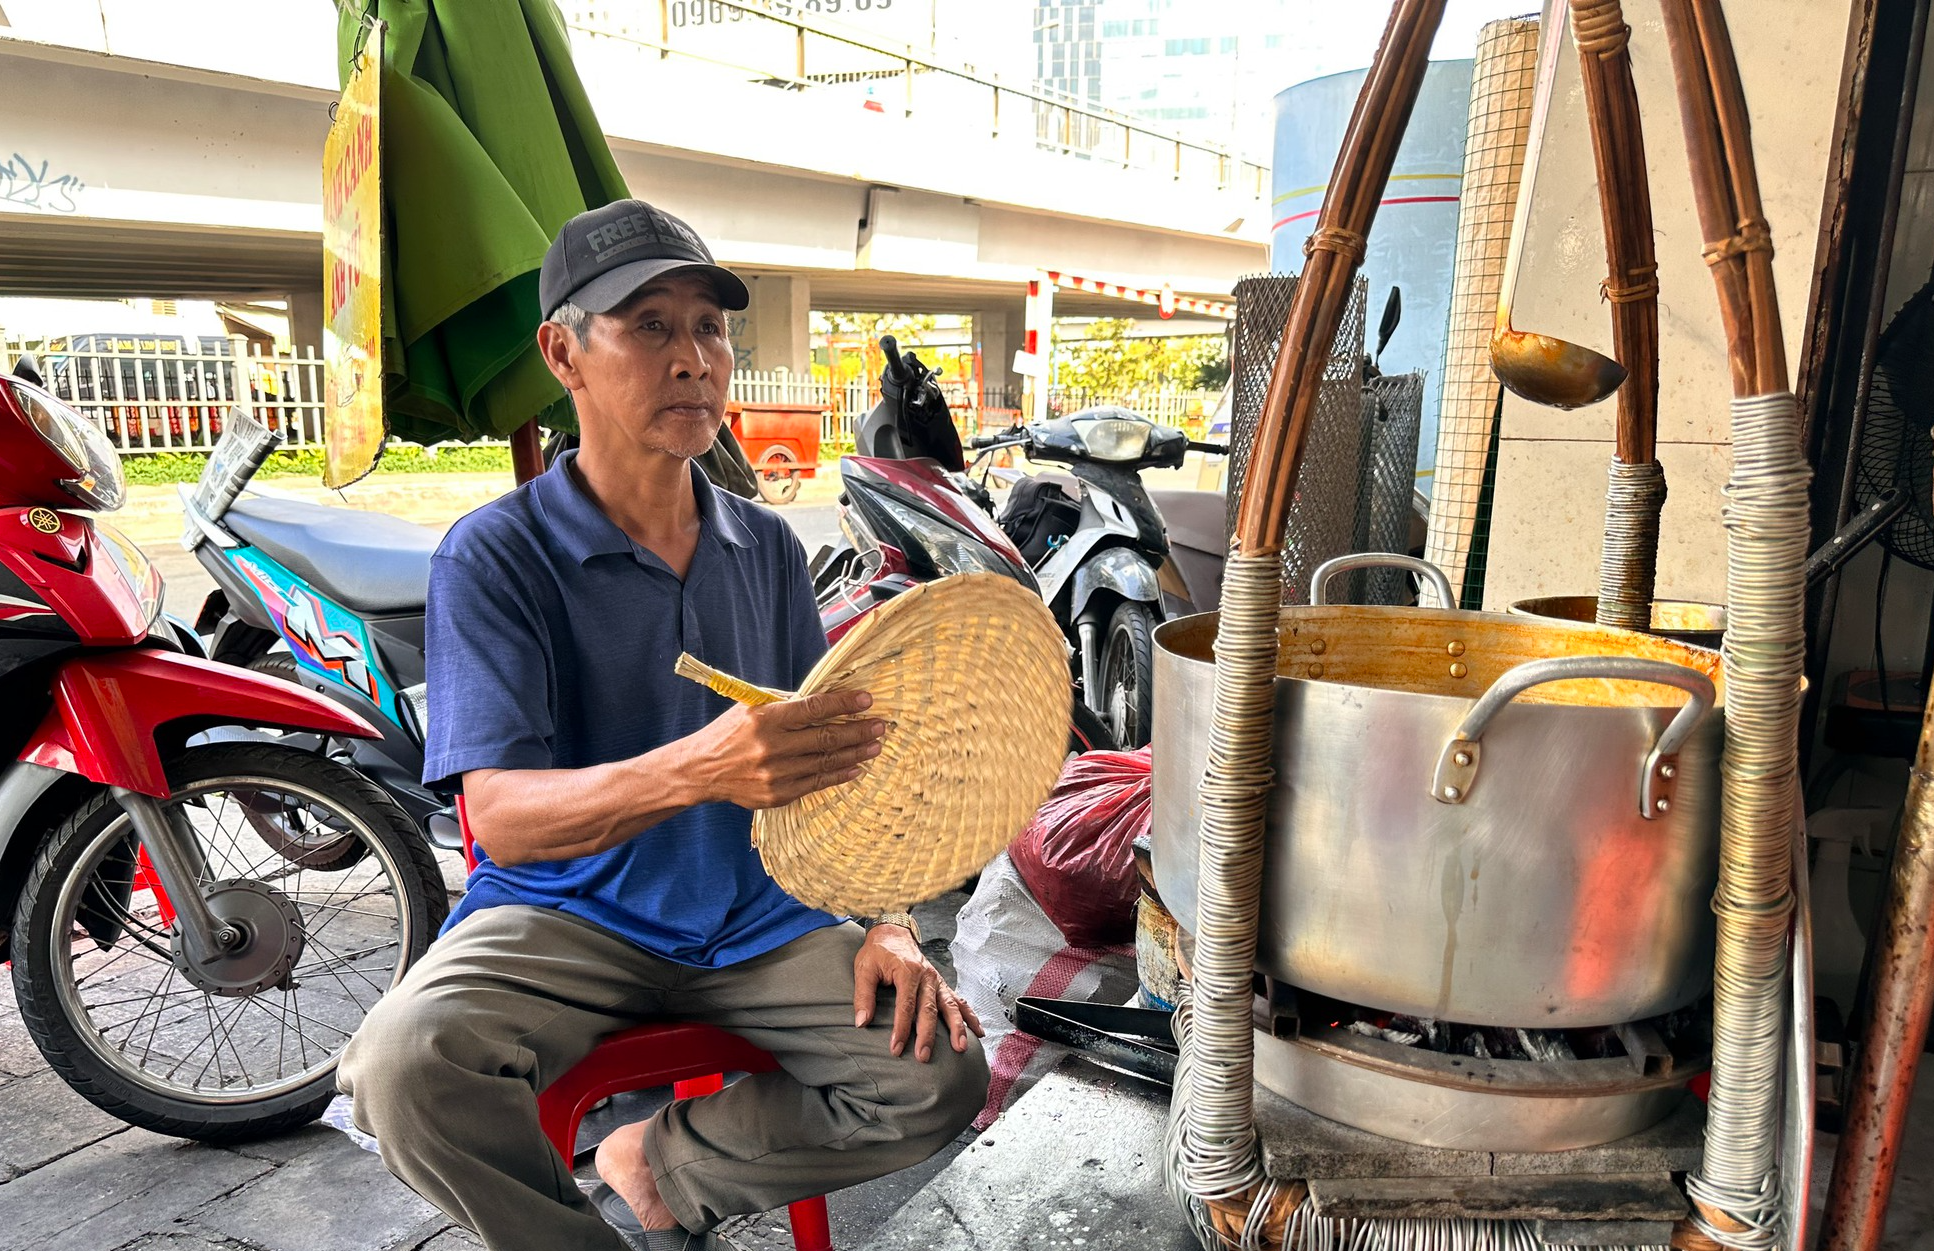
[730,314,753,370]
[0,153,85,213]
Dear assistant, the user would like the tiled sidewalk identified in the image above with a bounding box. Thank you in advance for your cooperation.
[0,855,970,1251]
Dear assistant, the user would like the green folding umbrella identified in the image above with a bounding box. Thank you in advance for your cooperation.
[334,0,616,447]
[333,0,762,495]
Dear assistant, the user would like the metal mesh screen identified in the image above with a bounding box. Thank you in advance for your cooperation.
[1426,17,1539,605]
[1225,274,1370,605]
[1350,371,1427,604]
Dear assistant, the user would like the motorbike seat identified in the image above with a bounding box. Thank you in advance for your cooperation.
[1149,488,1225,555]
[225,496,438,615]
[1147,488,1227,614]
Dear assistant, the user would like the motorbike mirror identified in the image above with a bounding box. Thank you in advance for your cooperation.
[12,352,44,388]
[1375,287,1402,364]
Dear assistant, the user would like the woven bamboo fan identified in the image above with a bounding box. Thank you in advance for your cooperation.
[676,571,1071,914]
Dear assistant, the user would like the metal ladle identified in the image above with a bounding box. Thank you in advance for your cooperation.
[1489,8,1627,410]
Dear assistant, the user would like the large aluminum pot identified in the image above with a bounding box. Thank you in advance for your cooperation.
[1151,569,1726,1028]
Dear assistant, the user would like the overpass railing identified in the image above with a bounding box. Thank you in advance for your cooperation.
[3,334,324,454]
[570,1,1267,195]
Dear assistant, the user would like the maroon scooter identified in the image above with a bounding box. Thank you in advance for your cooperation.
[811,338,1112,753]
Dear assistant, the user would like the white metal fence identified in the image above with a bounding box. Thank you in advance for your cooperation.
[729,368,1221,447]
[4,334,324,454]
[0,344,1220,458]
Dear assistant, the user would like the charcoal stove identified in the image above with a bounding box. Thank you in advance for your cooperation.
[1248,986,1709,1154]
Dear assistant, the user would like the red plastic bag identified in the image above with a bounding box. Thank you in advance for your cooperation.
[1009,747,1152,947]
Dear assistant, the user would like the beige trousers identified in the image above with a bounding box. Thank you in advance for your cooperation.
[338,906,987,1250]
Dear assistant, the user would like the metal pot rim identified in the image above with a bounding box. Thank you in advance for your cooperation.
[1154,605,1726,710]
[1507,595,1729,642]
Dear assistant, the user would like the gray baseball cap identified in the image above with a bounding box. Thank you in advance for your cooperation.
[540,199,749,319]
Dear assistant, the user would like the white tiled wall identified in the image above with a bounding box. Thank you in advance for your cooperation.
[1480,0,1857,610]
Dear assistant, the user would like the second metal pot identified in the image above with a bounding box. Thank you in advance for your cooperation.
[1150,601,1726,1028]
[1509,595,1728,651]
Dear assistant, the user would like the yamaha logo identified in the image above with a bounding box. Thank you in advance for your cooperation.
[26,508,60,534]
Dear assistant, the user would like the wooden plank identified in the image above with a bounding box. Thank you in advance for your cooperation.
[1307,1172,1689,1223]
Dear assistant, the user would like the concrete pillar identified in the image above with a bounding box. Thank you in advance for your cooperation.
[288,288,325,354]
[970,304,1028,413]
[738,275,811,375]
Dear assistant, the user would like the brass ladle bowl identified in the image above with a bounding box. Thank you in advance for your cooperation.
[1491,325,1627,409]
[1487,5,1627,412]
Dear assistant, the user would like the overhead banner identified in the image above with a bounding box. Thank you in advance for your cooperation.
[322,20,386,488]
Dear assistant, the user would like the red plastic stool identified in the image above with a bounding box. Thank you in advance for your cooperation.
[457,797,834,1251]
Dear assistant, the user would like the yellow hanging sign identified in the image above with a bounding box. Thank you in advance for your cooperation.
[322,21,386,488]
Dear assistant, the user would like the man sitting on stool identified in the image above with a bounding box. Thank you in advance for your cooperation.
[339,199,987,1251]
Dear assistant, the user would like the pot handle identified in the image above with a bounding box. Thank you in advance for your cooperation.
[1310,553,1456,608]
[1430,655,1717,821]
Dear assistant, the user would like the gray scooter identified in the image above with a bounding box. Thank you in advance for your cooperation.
[970,408,1220,749]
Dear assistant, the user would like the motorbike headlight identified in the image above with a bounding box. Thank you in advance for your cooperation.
[1071,416,1152,463]
[10,379,125,510]
[874,495,1014,579]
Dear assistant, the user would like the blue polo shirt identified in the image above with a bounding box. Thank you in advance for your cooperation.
[421,448,840,967]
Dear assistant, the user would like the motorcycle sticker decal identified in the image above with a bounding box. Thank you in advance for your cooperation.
[0,593,55,622]
[225,548,403,724]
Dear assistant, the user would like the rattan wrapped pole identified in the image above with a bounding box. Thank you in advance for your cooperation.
[677,572,1070,915]
[1656,2,1810,1247]
[1164,2,1447,1247]
[1572,0,1667,631]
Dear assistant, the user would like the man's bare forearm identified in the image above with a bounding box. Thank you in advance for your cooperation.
[459,690,884,868]
[463,746,698,867]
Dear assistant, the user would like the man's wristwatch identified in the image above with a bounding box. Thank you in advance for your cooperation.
[863,910,920,943]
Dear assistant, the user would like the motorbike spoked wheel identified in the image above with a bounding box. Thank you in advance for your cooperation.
[240,654,367,872]
[1100,601,1156,750]
[10,742,447,1143]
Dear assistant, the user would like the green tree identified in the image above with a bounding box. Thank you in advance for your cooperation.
[810,311,940,342]
[1050,319,1228,394]
[811,312,950,387]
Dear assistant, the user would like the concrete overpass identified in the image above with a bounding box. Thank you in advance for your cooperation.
[0,2,1268,390]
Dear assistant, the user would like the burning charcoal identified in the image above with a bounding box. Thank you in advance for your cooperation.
[1514,1028,1578,1063]
[1380,1027,1424,1047]
[1481,1026,1523,1060]
[1460,1029,1491,1060]
[1392,1015,1442,1049]
[1572,1027,1620,1060]
[1656,1004,1702,1041]
[1347,1020,1382,1039]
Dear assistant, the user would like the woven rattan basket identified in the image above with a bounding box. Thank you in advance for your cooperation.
[677,571,1071,914]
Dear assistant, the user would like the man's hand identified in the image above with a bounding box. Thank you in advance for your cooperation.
[852,924,984,1062]
[680,690,885,809]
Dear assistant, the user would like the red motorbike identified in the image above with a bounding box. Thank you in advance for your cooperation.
[0,354,446,1142]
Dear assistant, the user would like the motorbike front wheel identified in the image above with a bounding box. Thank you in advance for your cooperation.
[1099,600,1157,750]
[10,742,447,1143]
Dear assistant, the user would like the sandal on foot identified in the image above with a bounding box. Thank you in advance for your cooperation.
[586,1180,709,1251]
